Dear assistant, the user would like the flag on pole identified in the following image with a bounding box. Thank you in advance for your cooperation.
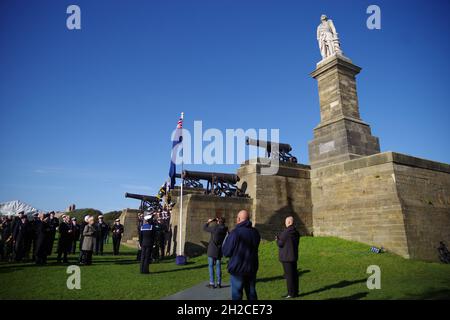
[168,112,184,189]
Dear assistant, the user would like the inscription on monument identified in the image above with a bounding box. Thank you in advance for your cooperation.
[319,141,335,154]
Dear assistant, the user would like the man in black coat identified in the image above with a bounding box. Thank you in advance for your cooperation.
[35,213,52,265]
[71,218,80,254]
[48,211,59,254]
[111,219,124,256]
[57,215,73,263]
[276,216,300,298]
[12,214,30,262]
[94,215,109,255]
[203,217,228,288]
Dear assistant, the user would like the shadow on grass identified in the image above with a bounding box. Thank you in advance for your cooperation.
[403,288,450,300]
[328,292,368,300]
[151,263,209,274]
[299,278,367,297]
[258,269,311,283]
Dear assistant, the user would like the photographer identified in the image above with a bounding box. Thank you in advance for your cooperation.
[203,217,228,289]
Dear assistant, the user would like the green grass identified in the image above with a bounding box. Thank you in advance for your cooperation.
[1,237,449,300]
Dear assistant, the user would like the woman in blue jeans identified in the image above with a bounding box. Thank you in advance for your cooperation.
[203,217,228,288]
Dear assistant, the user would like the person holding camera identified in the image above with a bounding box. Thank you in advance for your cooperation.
[276,216,300,299]
[203,217,228,289]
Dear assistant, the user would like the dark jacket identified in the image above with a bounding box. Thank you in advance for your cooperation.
[95,222,109,240]
[112,224,124,238]
[277,225,300,262]
[35,220,52,256]
[140,222,155,247]
[222,220,260,276]
[203,223,228,259]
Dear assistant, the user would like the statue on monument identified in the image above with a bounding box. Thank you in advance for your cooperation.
[317,14,343,59]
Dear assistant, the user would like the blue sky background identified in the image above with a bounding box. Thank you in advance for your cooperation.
[1,0,449,212]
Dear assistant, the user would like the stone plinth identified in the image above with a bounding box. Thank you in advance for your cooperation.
[237,158,313,238]
[309,54,380,168]
[119,208,140,243]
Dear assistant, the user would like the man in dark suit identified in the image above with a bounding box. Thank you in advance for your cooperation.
[276,216,300,299]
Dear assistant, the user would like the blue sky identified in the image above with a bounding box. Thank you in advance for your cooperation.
[1,0,449,212]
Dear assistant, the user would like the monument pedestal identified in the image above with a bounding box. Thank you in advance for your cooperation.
[308,54,380,168]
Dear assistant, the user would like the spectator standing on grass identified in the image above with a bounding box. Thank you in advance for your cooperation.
[203,217,228,289]
[222,210,260,300]
[78,215,90,263]
[48,211,59,254]
[140,214,155,274]
[57,215,73,263]
[81,216,96,265]
[276,216,300,299]
[35,213,52,265]
[95,215,109,255]
[112,218,124,255]
[12,213,30,262]
[71,218,80,254]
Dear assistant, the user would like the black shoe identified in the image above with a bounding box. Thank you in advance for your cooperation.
[217,284,222,289]
[206,284,216,289]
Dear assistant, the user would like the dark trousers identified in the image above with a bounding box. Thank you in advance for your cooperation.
[95,237,104,255]
[57,241,70,262]
[282,261,299,297]
[81,250,93,265]
[230,274,257,300]
[112,236,121,255]
[71,239,77,254]
[140,246,152,274]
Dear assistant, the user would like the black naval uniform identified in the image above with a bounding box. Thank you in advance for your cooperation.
[12,218,30,261]
[35,219,52,265]
[140,220,155,274]
[71,222,80,254]
[94,221,109,255]
[112,223,124,255]
[57,221,73,263]
[48,216,59,254]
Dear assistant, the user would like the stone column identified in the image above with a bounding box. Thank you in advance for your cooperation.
[308,54,380,168]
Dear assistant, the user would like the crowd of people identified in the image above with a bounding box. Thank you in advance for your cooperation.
[0,211,124,266]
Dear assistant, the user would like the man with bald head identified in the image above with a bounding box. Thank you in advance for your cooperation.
[276,216,300,298]
[222,210,261,300]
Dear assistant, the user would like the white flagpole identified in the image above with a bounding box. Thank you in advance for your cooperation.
[179,112,184,257]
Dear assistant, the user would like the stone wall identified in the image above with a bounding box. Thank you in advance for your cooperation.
[392,154,450,261]
[237,159,313,239]
[311,151,450,261]
[169,193,253,257]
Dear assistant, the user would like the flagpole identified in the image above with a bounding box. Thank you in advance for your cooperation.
[179,112,184,257]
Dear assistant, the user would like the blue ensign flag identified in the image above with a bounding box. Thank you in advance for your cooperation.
[168,113,184,189]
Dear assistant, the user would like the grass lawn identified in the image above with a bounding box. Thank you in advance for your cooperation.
[1,236,449,300]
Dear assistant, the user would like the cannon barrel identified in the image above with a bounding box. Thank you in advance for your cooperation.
[125,192,159,203]
[182,170,239,184]
[245,137,292,153]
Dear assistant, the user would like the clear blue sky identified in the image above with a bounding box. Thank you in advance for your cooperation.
[1,0,449,212]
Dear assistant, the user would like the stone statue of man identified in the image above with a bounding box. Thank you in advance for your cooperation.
[317,14,343,59]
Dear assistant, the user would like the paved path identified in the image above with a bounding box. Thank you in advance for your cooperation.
[163,281,231,300]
